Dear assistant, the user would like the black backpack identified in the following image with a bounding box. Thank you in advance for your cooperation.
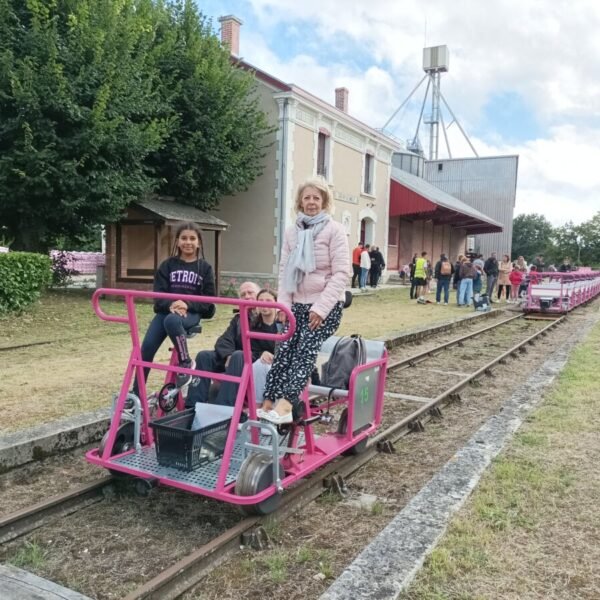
[321,335,367,390]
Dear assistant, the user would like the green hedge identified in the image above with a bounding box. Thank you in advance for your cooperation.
[0,252,52,314]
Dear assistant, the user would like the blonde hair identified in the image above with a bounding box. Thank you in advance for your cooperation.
[294,178,332,214]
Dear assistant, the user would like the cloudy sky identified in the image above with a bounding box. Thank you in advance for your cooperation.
[197,0,599,226]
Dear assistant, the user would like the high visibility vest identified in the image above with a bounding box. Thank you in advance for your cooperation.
[414,257,427,279]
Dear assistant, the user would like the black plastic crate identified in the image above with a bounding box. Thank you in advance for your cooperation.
[149,408,231,472]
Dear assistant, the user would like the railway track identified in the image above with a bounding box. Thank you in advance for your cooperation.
[0,311,566,600]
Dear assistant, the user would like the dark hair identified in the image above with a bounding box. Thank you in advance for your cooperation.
[253,288,278,327]
[257,288,277,301]
[173,222,204,259]
[421,251,427,257]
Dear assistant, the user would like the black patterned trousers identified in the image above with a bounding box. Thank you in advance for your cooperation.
[263,302,343,406]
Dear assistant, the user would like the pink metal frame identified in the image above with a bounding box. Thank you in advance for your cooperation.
[523,271,600,314]
[85,288,388,506]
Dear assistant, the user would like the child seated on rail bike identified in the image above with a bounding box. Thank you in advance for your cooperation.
[133,222,216,397]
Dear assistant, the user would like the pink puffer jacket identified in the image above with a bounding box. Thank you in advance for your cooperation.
[278,218,350,319]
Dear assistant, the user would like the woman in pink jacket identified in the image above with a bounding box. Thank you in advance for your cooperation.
[259,179,350,424]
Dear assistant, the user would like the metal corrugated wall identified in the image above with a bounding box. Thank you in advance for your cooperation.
[424,156,518,258]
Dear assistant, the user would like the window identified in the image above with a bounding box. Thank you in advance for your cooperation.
[317,132,329,178]
[388,226,398,246]
[438,163,443,171]
[364,153,374,194]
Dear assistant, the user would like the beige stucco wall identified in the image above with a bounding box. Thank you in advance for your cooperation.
[214,82,279,277]
[290,124,316,208]
[211,83,398,286]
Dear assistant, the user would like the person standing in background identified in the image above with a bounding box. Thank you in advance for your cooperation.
[458,256,476,306]
[497,254,512,301]
[369,246,385,288]
[434,254,454,305]
[351,241,364,288]
[409,253,418,299]
[533,254,545,273]
[413,251,428,300]
[360,243,371,290]
[484,252,499,302]
[453,253,464,305]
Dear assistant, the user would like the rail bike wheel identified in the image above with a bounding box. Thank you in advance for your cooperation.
[98,422,135,477]
[337,408,368,456]
[235,453,284,516]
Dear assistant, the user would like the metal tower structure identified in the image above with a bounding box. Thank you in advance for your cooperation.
[382,45,479,160]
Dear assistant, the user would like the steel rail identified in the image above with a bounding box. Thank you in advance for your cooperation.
[386,313,524,371]
[0,476,112,544]
[124,314,565,600]
[374,315,564,441]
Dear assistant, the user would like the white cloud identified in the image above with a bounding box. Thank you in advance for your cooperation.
[228,0,600,225]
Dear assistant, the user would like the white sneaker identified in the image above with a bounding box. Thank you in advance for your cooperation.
[261,409,293,425]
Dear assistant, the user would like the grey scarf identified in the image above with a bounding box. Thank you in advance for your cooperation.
[283,211,331,293]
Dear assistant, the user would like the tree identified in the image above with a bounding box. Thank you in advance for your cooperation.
[0,0,273,251]
[576,212,600,266]
[511,214,555,262]
[0,0,168,251]
[553,221,580,266]
[147,0,274,209]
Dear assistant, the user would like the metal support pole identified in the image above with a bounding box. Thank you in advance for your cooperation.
[382,74,428,131]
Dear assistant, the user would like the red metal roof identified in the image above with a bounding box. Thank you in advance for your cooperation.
[390,181,437,216]
[389,173,502,234]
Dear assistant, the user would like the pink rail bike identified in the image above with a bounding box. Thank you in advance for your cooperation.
[86,289,388,514]
[523,271,600,314]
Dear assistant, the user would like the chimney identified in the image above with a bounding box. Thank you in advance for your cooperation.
[218,15,243,56]
[335,87,349,113]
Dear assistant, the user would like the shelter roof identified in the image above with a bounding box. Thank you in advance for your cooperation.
[390,167,503,234]
[133,197,229,231]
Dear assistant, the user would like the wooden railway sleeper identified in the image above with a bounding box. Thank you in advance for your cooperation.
[324,473,349,498]
[408,419,425,433]
[242,526,271,551]
[377,439,396,454]
[429,406,443,419]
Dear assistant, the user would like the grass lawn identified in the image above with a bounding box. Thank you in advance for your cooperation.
[0,287,467,432]
[401,317,600,600]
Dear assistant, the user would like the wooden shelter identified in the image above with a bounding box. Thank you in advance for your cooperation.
[105,197,229,294]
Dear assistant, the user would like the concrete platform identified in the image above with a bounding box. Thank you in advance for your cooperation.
[0,408,109,472]
[321,306,600,600]
[0,564,93,599]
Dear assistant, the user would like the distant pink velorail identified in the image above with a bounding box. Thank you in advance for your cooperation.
[49,250,105,274]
